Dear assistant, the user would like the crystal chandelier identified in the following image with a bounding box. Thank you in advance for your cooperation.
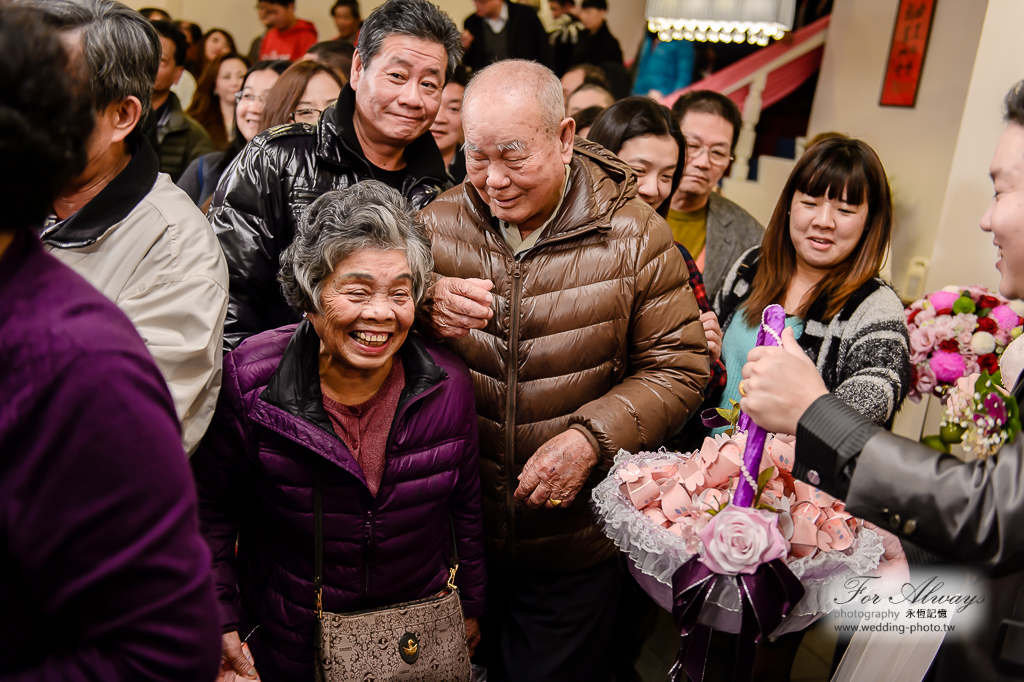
[646,0,796,45]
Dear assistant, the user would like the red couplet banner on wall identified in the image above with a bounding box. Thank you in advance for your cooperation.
[879,0,938,107]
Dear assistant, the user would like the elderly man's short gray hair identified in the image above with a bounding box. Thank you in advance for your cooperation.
[279,182,434,315]
[19,0,161,113]
[358,0,462,83]
[463,60,565,136]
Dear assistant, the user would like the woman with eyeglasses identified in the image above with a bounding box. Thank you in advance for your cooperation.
[177,60,290,209]
[186,52,250,151]
[259,60,345,129]
[587,96,726,399]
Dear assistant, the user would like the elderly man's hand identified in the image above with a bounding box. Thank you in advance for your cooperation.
[514,429,599,509]
[426,277,494,339]
[701,311,722,363]
[739,326,828,435]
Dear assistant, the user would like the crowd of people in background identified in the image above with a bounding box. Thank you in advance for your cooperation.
[8,0,1024,680]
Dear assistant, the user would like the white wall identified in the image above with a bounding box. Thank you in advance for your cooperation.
[806,0,987,295]
[124,0,648,65]
[924,0,1024,294]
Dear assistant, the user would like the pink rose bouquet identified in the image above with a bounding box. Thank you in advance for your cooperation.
[609,432,865,568]
[906,286,1024,400]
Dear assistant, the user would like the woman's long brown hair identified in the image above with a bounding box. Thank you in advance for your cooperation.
[259,61,346,130]
[742,136,893,326]
[186,53,249,151]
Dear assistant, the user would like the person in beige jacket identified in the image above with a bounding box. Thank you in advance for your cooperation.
[35,0,228,455]
[419,59,709,682]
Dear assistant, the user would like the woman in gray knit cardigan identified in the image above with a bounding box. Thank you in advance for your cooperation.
[711,136,911,430]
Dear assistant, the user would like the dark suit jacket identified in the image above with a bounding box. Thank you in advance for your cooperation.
[702,191,764,301]
[796,376,1024,574]
[463,1,553,71]
[573,21,623,67]
[796,377,1024,677]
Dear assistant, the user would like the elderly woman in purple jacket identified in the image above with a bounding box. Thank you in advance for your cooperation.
[191,181,486,682]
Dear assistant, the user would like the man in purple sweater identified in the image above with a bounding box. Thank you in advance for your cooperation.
[0,5,221,680]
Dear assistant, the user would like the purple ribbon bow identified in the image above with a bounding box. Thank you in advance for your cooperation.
[671,305,800,681]
[670,556,805,682]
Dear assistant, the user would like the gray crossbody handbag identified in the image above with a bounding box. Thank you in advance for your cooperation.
[311,459,472,682]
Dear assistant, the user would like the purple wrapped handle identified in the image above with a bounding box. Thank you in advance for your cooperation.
[733,304,786,508]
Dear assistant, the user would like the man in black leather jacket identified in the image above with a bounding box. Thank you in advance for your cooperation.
[209,0,460,350]
[740,81,1024,678]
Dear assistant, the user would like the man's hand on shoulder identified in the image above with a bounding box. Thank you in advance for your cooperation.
[423,276,494,339]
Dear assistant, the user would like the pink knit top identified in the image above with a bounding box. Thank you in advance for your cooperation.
[320,356,405,497]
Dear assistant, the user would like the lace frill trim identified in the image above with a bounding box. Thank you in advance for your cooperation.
[592,449,884,617]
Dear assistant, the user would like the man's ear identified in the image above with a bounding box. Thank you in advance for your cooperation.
[558,116,576,163]
[172,65,184,86]
[109,96,143,144]
[349,50,363,92]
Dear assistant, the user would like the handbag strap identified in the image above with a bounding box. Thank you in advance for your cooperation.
[312,457,460,617]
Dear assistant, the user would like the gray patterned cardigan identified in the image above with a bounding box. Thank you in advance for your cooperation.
[714,247,911,426]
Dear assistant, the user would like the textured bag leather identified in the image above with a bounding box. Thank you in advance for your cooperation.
[314,588,471,682]
[311,459,471,682]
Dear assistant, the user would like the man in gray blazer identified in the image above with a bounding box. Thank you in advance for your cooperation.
[669,90,764,300]
[739,81,1024,678]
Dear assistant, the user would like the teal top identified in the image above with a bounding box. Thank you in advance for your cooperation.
[712,310,804,435]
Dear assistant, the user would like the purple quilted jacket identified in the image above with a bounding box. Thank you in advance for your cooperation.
[191,322,486,681]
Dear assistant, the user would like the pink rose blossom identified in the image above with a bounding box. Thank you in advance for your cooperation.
[992,305,1019,331]
[698,506,789,575]
[915,307,936,327]
[954,313,978,334]
[909,326,937,354]
[930,316,958,341]
[930,351,967,383]
[917,362,937,395]
[966,284,993,299]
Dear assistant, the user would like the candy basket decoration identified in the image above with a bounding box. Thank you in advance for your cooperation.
[592,305,884,682]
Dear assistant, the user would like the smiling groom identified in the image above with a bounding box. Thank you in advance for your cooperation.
[209,0,460,350]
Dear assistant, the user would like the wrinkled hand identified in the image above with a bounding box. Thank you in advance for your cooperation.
[426,277,494,339]
[739,326,828,435]
[701,310,722,363]
[460,30,474,50]
[464,617,481,657]
[514,429,598,509]
[217,631,258,681]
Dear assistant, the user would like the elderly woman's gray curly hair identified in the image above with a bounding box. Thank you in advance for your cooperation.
[278,181,434,315]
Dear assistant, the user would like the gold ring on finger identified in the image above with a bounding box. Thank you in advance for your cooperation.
[550,499,562,507]
[738,380,747,398]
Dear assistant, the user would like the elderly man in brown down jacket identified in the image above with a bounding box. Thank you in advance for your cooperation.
[418,59,709,682]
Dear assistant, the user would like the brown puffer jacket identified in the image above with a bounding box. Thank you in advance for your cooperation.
[419,140,709,571]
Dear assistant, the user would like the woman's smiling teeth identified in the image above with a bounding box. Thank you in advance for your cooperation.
[352,331,390,347]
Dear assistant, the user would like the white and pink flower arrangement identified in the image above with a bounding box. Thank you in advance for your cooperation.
[611,431,865,570]
[905,285,1024,401]
[592,432,884,625]
[593,304,885,682]
[921,370,1022,460]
